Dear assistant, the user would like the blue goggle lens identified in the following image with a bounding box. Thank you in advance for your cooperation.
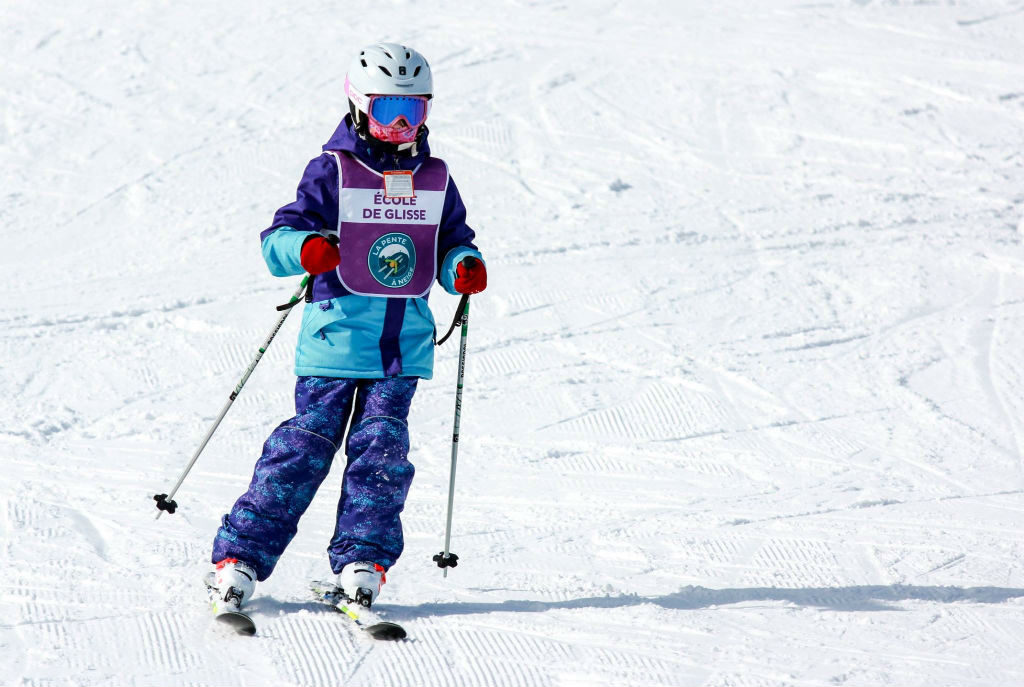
[369,96,429,126]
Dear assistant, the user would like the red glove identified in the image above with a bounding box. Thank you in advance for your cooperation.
[300,236,340,274]
[455,257,487,294]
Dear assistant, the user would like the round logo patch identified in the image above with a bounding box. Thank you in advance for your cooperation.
[368,233,417,289]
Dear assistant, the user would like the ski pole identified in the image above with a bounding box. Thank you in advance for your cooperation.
[153,274,311,519]
[433,294,470,577]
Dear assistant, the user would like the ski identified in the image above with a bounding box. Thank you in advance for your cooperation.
[310,580,407,641]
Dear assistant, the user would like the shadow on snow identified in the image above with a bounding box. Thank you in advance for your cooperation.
[378,584,1024,617]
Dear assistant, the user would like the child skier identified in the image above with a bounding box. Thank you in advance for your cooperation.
[206,42,486,613]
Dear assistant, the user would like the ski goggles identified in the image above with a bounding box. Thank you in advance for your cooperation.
[345,78,431,127]
[368,95,430,128]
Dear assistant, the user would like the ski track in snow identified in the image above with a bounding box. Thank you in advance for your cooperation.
[3,1,1024,685]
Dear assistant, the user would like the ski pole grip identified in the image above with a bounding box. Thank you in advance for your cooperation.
[276,273,313,311]
[436,294,469,346]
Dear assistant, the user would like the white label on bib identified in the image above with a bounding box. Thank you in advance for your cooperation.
[383,170,415,198]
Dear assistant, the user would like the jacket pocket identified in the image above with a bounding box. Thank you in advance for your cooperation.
[300,297,371,342]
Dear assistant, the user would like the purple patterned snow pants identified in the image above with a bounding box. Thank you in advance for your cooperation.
[212,376,418,581]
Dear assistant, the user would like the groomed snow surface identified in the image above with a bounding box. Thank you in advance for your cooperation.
[4,1,1024,685]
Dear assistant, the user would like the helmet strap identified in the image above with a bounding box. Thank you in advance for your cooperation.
[348,101,368,137]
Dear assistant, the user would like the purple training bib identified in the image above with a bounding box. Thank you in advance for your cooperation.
[325,151,449,298]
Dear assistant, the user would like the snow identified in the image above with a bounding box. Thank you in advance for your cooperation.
[3,1,1024,685]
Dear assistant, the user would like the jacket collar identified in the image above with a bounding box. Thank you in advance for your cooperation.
[322,114,431,172]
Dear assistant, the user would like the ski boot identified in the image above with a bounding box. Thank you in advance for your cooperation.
[337,561,387,608]
[205,558,257,614]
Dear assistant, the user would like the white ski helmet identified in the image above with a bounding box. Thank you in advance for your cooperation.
[346,43,433,149]
[347,42,433,97]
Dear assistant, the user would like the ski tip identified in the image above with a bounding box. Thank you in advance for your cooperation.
[365,621,407,641]
[215,611,257,636]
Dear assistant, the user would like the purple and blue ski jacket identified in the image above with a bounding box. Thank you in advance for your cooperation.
[260,116,483,379]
